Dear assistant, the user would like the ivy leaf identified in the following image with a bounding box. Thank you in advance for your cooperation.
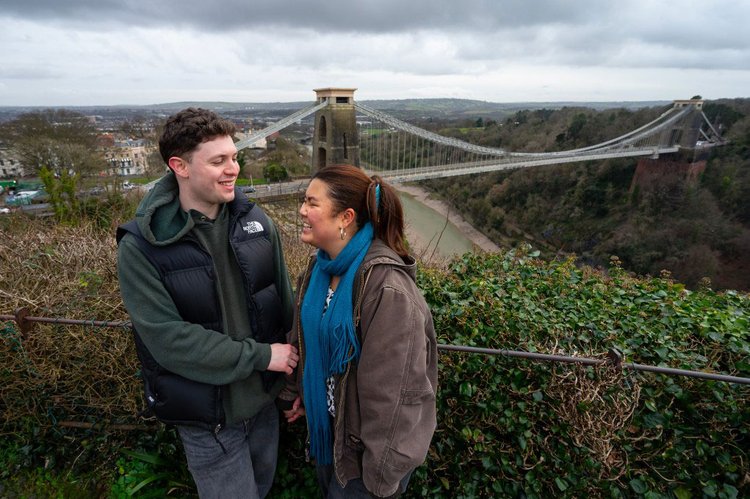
[518,435,527,450]
[630,478,648,494]
[555,477,568,491]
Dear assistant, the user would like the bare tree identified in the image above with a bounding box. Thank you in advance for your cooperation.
[0,109,103,178]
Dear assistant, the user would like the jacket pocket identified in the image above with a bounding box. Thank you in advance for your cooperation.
[384,388,436,474]
[149,372,225,429]
[346,433,366,452]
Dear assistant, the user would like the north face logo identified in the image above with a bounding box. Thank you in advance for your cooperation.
[242,221,264,234]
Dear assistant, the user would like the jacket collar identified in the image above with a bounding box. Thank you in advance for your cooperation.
[135,172,252,246]
[358,239,417,283]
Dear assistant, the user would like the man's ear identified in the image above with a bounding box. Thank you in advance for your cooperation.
[168,156,189,178]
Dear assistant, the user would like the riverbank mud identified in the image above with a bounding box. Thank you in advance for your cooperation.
[394,184,501,255]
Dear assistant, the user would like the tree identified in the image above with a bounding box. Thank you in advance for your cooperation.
[39,166,79,222]
[146,149,167,178]
[237,149,249,177]
[263,163,289,182]
[119,116,153,139]
[0,109,105,223]
[263,137,309,177]
[0,109,103,178]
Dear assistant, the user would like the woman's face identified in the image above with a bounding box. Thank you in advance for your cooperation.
[299,179,350,257]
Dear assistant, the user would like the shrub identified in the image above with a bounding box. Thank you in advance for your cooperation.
[1,217,748,497]
[412,247,749,497]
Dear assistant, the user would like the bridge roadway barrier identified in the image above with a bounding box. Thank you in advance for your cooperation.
[142,178,309,201]
[247,180,310,201]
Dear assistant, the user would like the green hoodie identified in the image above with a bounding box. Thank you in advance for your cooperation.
[117,173,293,423]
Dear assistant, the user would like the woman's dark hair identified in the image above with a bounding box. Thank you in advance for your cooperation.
[312,164,407,257]
[158,107,236,164]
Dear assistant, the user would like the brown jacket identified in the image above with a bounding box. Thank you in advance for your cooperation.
[280,239,438,497]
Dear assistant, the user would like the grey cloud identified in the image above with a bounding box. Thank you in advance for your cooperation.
[5,0,749,65]
[2,0,749,106]
[1,0,606,33]
[2,67,60,79]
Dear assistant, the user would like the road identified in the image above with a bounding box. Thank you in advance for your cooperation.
[142,178,310,199]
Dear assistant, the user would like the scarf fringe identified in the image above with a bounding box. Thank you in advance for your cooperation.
[309,422,333,465]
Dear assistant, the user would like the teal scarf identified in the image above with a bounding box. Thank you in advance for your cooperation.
[301,222,374,465]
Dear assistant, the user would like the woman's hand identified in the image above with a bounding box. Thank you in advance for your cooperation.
[283,396,305,423]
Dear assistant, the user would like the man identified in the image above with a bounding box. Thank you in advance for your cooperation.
[117,107,298,498]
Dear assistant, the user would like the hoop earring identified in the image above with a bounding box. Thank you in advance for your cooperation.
[340,227,346,240]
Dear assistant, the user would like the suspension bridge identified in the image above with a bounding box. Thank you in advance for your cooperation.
[236,88,724,186]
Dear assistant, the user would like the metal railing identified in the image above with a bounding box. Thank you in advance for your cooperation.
[3,308,748,385]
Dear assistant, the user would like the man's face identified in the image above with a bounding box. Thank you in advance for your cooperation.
[174,135,239,218]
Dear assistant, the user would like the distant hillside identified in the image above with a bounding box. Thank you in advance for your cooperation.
[0,98,671,124]
[144,101,312,112]
[145,98,671,118]
[362,98,668,113]
[423,98,750,291]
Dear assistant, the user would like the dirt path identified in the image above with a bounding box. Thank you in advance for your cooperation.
[394,184,501,254]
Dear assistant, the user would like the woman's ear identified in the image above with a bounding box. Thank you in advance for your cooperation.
[340,208,357,229]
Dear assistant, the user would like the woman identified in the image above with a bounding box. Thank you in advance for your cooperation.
[278,164,437,498]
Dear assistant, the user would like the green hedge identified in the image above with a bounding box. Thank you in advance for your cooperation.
[410,248,749,498]
[2,246,748,497]
[269,247,749,498]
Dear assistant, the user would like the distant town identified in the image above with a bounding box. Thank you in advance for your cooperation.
[0,103,316,181]
[0,98,670,182]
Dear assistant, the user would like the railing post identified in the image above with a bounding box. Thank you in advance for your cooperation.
[14,307,31,340]
[607,347,623,369]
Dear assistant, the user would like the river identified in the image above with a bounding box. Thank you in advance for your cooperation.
[257,178,499,261]
[398,191,480,261]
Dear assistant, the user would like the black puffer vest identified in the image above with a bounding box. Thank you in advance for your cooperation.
[117,199,284,430]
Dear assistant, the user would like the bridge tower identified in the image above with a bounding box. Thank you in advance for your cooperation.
[630,99,709,193]
[668,99,705,148]
[312,88,359,172]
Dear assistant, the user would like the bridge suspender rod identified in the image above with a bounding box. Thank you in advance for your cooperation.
[407,131,412,171]
[376,124,380,169]
[701,111,724,141]
[396,131,404,173]
[359,101,709,182]
[358,102,696,164]
[421,136,426,170]
[388,130,400,170]
[396,130,402,171]
[396,130,402,172]
[355,103,509,156]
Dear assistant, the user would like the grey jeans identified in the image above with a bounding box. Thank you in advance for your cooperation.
[177,403,279,499]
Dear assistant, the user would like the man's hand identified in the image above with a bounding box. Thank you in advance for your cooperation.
[268,343,299,375]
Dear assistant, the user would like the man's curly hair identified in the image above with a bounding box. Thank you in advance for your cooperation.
[158,107,236,164]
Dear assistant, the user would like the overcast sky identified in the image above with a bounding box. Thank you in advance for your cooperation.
[1,0,749,107]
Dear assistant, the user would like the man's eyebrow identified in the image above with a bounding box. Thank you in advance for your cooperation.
[208,152,233,161]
